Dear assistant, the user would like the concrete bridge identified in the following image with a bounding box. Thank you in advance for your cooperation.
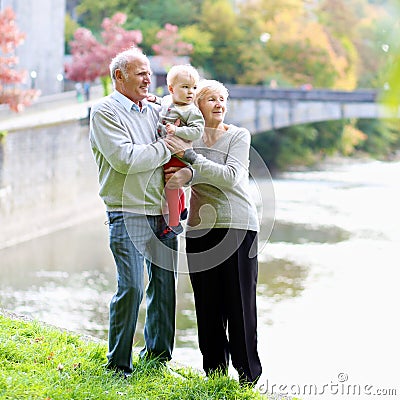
[225,85,396,134]
[1,85,396,135]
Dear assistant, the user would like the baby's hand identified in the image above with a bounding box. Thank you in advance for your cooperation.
[147,94,156,103]
[165,123,176,135]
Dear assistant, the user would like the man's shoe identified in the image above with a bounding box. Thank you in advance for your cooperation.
[105,363,132,379]
[122,371,132,379]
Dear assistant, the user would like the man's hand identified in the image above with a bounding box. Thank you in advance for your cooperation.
[164,135,192,158]
[164,166,193,189]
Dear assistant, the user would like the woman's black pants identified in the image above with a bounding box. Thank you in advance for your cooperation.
[186,228,262,384]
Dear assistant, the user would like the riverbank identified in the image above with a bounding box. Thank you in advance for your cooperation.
[3,157,399,399]
[0,311,265,400]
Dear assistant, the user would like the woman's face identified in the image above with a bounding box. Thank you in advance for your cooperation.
[198,90,227,127]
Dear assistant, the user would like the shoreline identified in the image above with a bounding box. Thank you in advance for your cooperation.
[0,308,106,345]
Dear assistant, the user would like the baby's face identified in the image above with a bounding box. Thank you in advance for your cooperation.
[169,77,198,106]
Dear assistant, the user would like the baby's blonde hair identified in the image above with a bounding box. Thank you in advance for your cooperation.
[167,64,200,87]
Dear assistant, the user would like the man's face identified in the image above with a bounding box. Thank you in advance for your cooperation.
[115,56,152,103]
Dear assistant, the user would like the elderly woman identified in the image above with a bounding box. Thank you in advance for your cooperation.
[164,79,262,385]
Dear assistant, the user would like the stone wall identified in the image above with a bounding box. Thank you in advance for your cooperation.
[0,120,104,249]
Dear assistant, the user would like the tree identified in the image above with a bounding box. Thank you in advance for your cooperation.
[378,0,400,108]
[0,7,39,112]
[74,0,140,33]
[69,0,395,91]
[73,0,201,35]
[65,13,142,95]
[64,13,80,54]
[198,0,245,83]
[152,23,193,67]
[179,24,213,71]
[136,0,201,28]
[315,0,359,89]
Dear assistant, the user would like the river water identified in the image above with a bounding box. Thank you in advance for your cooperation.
[1,158,399,399]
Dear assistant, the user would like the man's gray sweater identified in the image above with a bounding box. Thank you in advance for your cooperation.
[89,92,171,215]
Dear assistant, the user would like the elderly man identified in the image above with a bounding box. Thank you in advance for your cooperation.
[89,47,189,376]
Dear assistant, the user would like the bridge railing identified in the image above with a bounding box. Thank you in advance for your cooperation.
[224,85,395,133]
[225,85,378,103]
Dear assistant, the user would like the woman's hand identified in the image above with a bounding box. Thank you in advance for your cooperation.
[164,135,192,158]
[164,166,193,189]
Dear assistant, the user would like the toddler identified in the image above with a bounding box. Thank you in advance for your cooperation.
[149,64,204,239]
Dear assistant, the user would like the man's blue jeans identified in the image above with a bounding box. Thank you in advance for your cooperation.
[106,211,178,372]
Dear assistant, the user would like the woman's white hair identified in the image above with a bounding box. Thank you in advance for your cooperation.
[195,79,229,107]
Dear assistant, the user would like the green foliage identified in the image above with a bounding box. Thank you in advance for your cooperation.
[383,61,400,107]
[75,0,137,33]
[274,125,320,169]
[69,0,396,90]
[136,0,201,27]
[124,17,161,56]
[310,120,346,153]
[197,0,247,83]
[251,130,281,172]
[0,315,262,400]
[75,0,200,33]
[0,130,7,142]
[180,25,213,72]
[269,41,337,88]
[318,0,359,38]
[100,76,112,96]
[381,15,400,107]
[64,13,80,54]
[355,118,399,157]
[252,117,400,171]
[339,122,368,156]
[252,124,320,171]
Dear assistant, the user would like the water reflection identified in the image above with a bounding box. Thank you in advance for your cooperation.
[0,213,310,348]
[268,221,350,244]
[258,258,308,301]
[1,270,111,337]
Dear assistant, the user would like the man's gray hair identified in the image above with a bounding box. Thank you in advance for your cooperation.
[109,47,146,87]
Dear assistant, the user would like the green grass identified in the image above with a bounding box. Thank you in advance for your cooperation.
[0,313,266,400]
